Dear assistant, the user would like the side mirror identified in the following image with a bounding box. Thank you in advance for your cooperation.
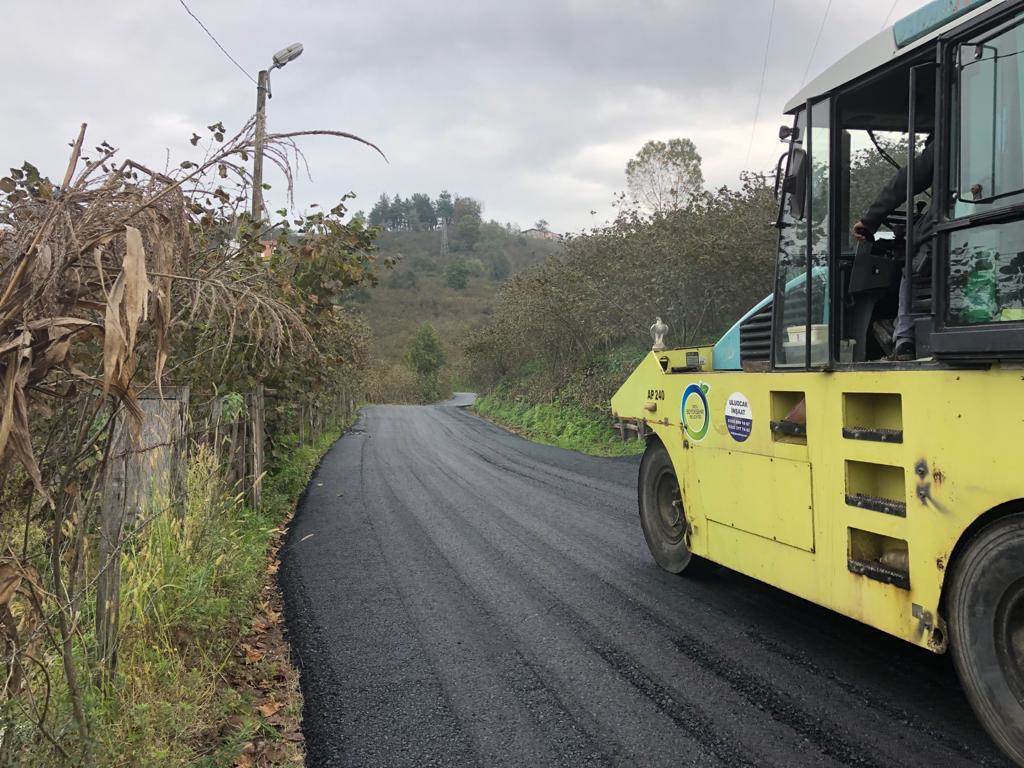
[779,124,801,142]
[783,148,808,220]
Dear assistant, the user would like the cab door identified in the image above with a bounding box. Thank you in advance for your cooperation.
[933,8,1024,359]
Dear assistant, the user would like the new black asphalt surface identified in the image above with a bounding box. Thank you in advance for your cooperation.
[279,394,1010,767]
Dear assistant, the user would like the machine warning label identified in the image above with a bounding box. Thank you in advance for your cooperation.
[725,392,753,442]
[681,383,711,442]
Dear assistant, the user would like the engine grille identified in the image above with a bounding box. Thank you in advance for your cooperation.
[739,301,773,366]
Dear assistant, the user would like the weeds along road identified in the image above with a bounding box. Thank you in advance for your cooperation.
[279,395,1010,768]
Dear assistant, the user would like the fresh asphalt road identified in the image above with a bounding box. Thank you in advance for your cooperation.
[279,394,1010,768]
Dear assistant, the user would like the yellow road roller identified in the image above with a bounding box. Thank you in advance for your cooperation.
[613,1,1024,762]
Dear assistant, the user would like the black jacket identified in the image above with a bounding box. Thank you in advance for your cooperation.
[861,140,934,273]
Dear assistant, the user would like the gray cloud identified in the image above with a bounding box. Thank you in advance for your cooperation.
[1,0,926,232]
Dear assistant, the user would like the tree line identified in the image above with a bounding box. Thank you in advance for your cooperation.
[366,190,472,229]
[463,136,774,402]
[464,171,778,397]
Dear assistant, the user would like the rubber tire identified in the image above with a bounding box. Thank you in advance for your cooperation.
[637,440,707,575]
[949,513,1024,766]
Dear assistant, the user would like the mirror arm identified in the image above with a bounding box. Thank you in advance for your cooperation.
[773,151,788,199]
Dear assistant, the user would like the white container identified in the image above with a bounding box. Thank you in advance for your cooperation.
[786,324,828,344]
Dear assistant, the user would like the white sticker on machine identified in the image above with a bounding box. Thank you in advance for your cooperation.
[725,392,753,443]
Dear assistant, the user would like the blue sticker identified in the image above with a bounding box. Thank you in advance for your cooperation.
[725,392,753,442]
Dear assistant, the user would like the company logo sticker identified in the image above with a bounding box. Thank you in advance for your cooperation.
[725,392,753,443]
[681,382,710,441]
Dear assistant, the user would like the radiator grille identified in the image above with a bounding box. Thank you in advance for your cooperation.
[739,301,773,365]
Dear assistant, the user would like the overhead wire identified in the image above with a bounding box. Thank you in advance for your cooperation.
[882,0,901,30]
[745,0,778,168]
[800,0,833,88]
[176,0,258,85]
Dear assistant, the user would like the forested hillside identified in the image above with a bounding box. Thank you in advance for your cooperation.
[352,191,562,401]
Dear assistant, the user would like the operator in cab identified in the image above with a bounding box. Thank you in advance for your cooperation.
[852,136,934,360]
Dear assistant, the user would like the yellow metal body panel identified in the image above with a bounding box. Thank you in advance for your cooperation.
[692,450,815,552]
[611,350,1024,653]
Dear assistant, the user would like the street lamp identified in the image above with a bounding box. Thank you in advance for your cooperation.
[251,43,304,221]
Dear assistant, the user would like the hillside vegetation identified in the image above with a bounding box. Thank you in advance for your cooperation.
[351,195,562,400]
[465,168,778,453]
[0,122,390,765]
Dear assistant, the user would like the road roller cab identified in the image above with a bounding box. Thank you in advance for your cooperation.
[612,1,1024,762]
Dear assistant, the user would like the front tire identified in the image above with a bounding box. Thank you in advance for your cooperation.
[638,440,705,575]
[949,513,1024,766]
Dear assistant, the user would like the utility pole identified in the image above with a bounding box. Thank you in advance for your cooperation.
[249,43,304,222]
[251,69,268,221]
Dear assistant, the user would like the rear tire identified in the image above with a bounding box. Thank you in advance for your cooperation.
[949,513,1024,766]
[638,440,707,575]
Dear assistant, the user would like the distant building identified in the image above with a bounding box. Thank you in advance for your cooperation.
[259,224,302,258]
[522,228,560,241]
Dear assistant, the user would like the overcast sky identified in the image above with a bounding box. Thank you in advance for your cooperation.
[2,0,930,233]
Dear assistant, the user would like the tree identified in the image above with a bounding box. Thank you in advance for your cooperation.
[405,323,445,401]
[490,251,510,281]
[534,219,550,232]
[436,190,455,224]
[368,193,390,227]
[453,196,482,224]
[411,193,437,229]
[388,269,418,289]
[456,213,481,250]
[443,258,470,290]
[625,138,704,214]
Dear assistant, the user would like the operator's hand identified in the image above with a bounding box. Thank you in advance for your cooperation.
[852,220,873,242]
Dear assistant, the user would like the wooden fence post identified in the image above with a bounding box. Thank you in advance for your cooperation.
[210,396,224,467]
[96,387,189,672]
[249,385,264,510]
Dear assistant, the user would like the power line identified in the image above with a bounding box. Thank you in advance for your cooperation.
[745,0,777,168]
[177,0,258,85]
[800,0,833,88]
[882,0,901,30]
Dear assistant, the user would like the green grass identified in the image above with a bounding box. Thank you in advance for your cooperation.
[13,425,347,768]
[471,343,649,458]
[475,390,644,458]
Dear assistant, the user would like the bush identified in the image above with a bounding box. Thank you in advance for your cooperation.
[404,323,446,402]
[443,259,470,290]
[465,173,777,390]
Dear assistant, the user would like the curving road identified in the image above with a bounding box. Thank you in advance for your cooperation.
[279,395,1010,767]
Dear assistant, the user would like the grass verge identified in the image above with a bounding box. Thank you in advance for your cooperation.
[23,425,348,768]
[475,390,643,458]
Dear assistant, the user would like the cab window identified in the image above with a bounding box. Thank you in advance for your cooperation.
[948,15,1024,326]
[774,101,830,368]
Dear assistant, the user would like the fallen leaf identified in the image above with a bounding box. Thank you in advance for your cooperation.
[258,699,283,718]
[0,564,21,607]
